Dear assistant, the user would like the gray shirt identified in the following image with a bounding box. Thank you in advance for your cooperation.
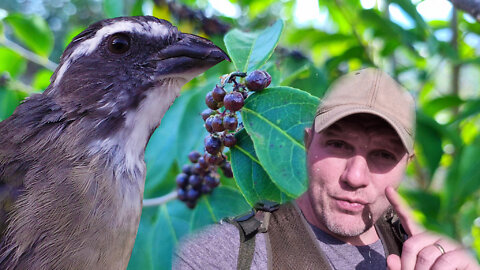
[173,219,386,269]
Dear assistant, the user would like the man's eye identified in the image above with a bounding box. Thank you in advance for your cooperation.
[326,140,349,150]
[372,150,396,161]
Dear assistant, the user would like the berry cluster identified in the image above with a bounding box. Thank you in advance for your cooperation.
[176,70,272,208]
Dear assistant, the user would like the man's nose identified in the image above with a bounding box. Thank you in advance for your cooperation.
[340,154,370,189]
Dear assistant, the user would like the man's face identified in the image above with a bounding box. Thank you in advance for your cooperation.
[305,114,409,238]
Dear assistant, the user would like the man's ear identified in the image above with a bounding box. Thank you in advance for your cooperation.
[304,127,313,150]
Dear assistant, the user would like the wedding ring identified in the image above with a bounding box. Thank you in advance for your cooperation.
[433,243,446,255]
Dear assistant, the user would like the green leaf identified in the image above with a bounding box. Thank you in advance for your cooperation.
[231,129,291,205]
[131,0,145,16]
[415,111,444,179]
[190,186,250,230]
[450,98,480,124]
[0,86,25,121]
[453,137,480,209]
[0,47,26,78]
[4,13,54,57]
[224,20,283,72]
[103,0,125,18]
[241,87,319,197]
[151,201,192,269]
[422,95,464,117]
[32,69,53,90]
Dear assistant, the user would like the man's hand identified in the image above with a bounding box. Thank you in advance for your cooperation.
[385,186,480,270]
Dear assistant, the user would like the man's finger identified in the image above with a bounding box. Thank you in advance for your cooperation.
[387,254,401,270]
[385,186,422,236]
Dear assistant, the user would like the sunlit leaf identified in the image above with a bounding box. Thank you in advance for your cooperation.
[32,69,53,90]
[0,47,26,78]
[224,20,283,72]
[4,13,54,57]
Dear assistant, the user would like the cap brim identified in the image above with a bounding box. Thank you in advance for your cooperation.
[314,105,414,156]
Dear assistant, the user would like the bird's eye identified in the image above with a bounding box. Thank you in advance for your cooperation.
[107,33,131,54]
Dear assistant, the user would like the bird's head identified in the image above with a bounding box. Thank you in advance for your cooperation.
[43,16,228,142]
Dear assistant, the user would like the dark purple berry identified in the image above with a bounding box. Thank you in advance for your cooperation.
[176,173,189,188]
[245,70,271,91]
[242,91,249,100]
[224,134,237,148]
[182,164,192,175]
[204,153,224,165]
[191,163,204,175]
[211,114,225,132]
[198,156,208,169]
[201,108,215,121]
[187,187,201,201]
[221,162,234,178]
[205,116,214,133]
[223,115,238,131]
[189,175,202,189]
[205,175,220,188]
[223,92,244,112]
[205,135,222,155]
[212,85,226,102]
[177,188,187,201]
[188,151,201,163]
[185,200,197,209]
[205,91,222,110]
[201,185,212,194]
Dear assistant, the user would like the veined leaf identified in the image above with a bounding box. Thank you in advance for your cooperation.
[242,86,318,197]
[231,129,291,206]
[224,20,283,72]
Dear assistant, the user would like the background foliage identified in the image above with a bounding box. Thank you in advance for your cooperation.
[1,0,479,269]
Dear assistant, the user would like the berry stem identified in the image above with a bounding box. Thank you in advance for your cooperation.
[222,71,247,87]
[143,190,178,207]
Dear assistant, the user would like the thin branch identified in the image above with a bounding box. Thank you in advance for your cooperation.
[143,190,178,207]
[0,37,58,71]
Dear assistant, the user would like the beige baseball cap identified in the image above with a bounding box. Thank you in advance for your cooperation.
[314,68,416,155]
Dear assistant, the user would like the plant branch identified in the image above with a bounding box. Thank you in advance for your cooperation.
[143,190,178,207]
[449,0,480,21]
[450,8,461,117]
[0,37,58,71]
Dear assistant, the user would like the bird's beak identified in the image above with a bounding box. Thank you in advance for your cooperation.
[154,33,230,80]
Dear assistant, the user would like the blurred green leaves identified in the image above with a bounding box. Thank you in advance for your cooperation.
[3,13,54,57]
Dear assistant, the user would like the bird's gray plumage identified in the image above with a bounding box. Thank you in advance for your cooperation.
[0,16,228,269]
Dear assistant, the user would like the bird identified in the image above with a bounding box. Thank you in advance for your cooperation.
[0,16,229,269]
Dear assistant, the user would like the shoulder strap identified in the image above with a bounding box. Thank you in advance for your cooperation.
[266,202,332,270]
[223,202,277,270]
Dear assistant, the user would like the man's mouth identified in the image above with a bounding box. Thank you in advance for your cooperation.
[333,197,368,213]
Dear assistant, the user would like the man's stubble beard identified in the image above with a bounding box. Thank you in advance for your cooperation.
[310,187,376,238]
[319,202,375,238]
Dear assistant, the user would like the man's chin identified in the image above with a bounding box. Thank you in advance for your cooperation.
[323,213,370,238]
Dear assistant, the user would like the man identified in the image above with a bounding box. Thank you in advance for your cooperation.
[173,68,480,269]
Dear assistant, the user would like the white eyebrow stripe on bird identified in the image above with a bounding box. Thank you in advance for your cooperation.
[52,20,170,88]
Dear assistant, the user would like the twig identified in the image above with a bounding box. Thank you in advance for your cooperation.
[143,190,178,207]
[0,37,58,71]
